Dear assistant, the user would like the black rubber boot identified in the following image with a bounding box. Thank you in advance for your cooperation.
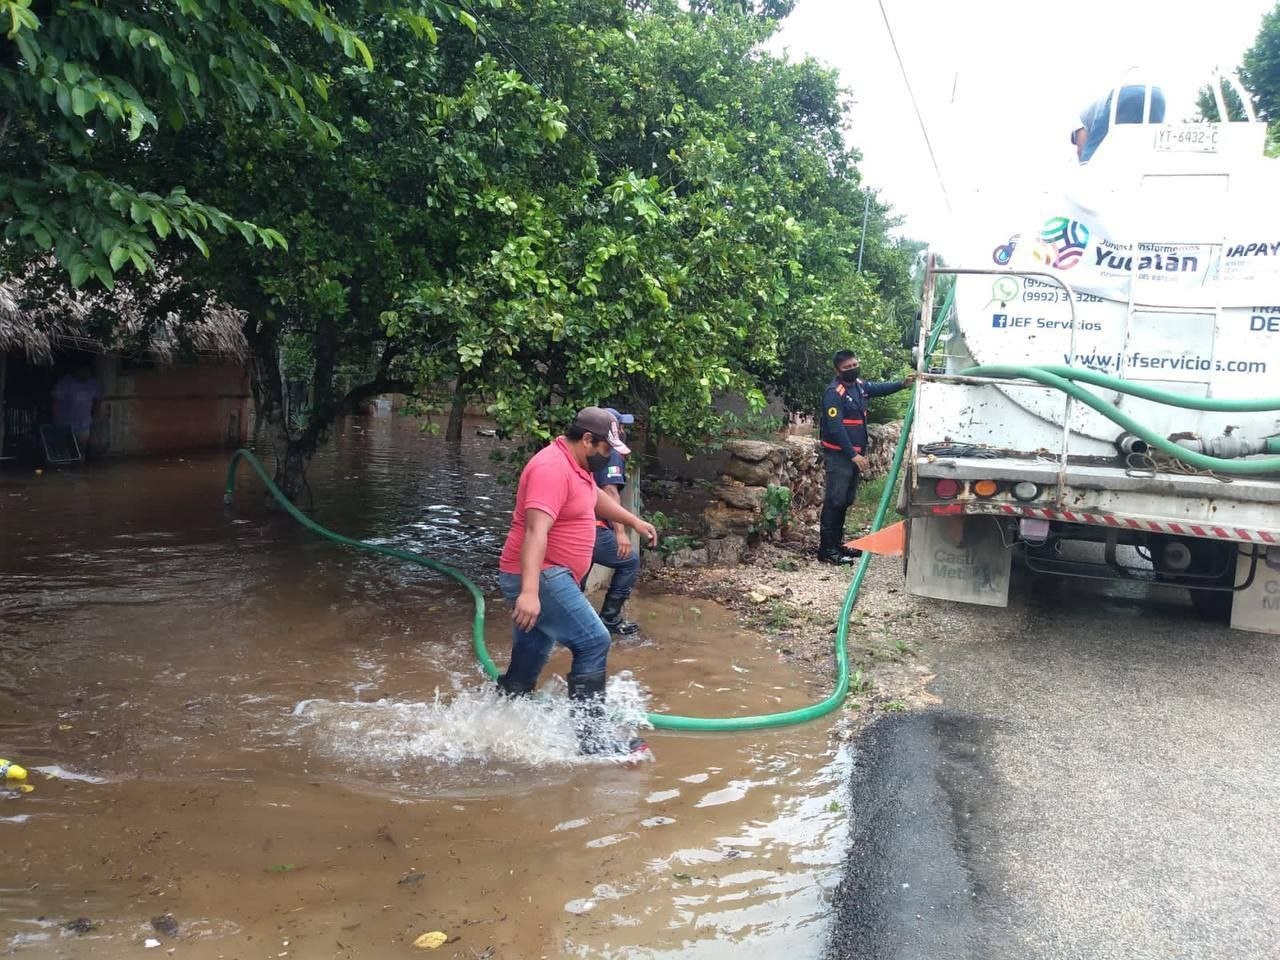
[599,594,640,637]
[838,545,862,560]
[496,673,536,698]
[566,671,649,758]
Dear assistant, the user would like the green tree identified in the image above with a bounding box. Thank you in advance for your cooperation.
[0,0,381,285]
[1198,3,1280,154]
[391,0,915,461]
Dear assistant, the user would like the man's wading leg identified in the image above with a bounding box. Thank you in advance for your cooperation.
[593,526,641,637]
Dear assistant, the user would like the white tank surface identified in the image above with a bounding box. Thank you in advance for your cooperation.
[934,79,1280,457]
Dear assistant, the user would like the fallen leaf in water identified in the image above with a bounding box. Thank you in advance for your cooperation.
[267,864,296,873]
[57,724,73,731]
[63,918,98,935]
[412,931,448,950]
[398,872,426,886]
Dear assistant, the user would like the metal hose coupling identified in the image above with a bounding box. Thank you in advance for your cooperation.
[1174,434,1276,460]
[1115,433,1150,456]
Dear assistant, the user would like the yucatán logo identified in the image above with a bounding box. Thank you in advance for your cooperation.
[1033,216,1090,270]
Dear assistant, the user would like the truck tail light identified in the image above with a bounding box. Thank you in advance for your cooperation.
[934,478,959,499]
[973,479,998,498]
[1012,481,1039,502]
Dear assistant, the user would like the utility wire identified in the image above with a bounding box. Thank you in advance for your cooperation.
[875,0,952,215]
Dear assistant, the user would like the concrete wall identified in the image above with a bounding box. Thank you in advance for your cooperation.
[94,359,250,456]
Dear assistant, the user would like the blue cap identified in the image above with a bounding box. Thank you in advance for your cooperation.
[604,407,634,425]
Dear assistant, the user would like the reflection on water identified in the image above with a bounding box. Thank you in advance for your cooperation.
[0,412,850,958]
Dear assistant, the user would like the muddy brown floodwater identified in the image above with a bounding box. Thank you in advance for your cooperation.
[1,413,851,959]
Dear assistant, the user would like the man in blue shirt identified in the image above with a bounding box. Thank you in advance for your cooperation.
[1073,83,1166,163]
[586,407,643,636]
[818,351,914,565]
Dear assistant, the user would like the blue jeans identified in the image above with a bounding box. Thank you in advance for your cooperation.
[590,526,640,600]
[498,567,611,688]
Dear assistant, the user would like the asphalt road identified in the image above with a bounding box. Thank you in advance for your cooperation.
[827,570,1280,960]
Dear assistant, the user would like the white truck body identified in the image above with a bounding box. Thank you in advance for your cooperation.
[904,102,1280,633]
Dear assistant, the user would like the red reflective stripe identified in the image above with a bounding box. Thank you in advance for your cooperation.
[821,440,843,450]
[841,419,864,426]
[853,446,863,454]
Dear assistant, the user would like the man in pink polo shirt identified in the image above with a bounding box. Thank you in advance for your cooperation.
[497,407,658,757]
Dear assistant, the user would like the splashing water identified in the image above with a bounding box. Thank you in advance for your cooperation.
[294,672,653,772]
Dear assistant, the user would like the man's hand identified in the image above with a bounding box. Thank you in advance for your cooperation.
[635,519,658,547]
[614,524,633,560]
[853,454,870,472]
[512,589,541,631]
[903,373,918,386]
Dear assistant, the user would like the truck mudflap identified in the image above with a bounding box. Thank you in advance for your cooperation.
[978,503,1279,547]
[1231,548,1280,635]
[906,515,1012,607]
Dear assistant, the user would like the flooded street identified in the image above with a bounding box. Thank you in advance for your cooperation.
[1,413,849,958]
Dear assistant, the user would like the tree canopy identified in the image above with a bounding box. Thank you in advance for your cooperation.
[2,0,919,493]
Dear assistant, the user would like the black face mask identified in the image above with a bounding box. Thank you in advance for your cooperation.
[587,449,611,473]
[839,367,861,383]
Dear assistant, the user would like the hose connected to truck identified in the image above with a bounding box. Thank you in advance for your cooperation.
[960,365,1280,475]
[223,287,1279,732]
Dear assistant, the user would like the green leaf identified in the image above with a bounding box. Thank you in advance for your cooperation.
[69,260,91,287]
[129,201,149,224]
[70,86,94,118]
[149,210,171,239]
[55,83,71,116]
[108,246,130,271]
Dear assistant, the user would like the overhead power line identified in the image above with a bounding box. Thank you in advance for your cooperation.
[875,0,952,215]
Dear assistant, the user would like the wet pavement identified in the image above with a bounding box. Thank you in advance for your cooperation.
[1,414,850,958]
[826,572,1280,960]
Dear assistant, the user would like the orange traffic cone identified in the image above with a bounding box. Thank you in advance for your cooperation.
[845,520,906,557]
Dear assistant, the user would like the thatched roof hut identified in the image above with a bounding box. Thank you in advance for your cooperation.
[0,270,247,364]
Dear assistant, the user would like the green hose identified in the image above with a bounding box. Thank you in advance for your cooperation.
[960,365,1280,475]
[225,294,953,732]
[1002,365,1280,412]
[223,434,907,731]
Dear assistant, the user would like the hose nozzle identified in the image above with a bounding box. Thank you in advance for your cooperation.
[1116,433,1149,457]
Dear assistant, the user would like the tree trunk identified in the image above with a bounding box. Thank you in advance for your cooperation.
[249,323,317,506]
[445,370,470,441]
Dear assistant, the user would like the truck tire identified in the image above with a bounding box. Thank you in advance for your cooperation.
[1154,538,1236,623]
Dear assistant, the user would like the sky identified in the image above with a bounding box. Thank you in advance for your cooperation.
[770,0,1275,250]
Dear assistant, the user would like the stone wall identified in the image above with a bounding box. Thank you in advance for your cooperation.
[703,423,902,539]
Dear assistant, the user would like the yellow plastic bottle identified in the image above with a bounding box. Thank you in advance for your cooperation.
[0,759,28,782]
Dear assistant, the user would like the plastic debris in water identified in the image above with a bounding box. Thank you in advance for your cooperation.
[412,930,448,950]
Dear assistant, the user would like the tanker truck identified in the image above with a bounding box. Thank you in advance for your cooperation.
[902,75,1280,635]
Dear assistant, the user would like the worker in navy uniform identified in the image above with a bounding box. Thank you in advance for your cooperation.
[584,407,643,636]
[818,351,915,565]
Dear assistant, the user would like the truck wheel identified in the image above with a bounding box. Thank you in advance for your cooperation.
[1152,538,1236,622]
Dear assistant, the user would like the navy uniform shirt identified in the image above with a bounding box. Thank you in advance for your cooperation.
[593,450,626,529]
[820,376,905,460]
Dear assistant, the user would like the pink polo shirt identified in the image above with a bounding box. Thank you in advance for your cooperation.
[499,437,600,583]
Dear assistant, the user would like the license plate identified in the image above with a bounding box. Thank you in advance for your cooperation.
[1153,125,1220,153]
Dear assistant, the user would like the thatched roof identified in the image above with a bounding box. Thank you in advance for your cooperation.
[0,266,247,364]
